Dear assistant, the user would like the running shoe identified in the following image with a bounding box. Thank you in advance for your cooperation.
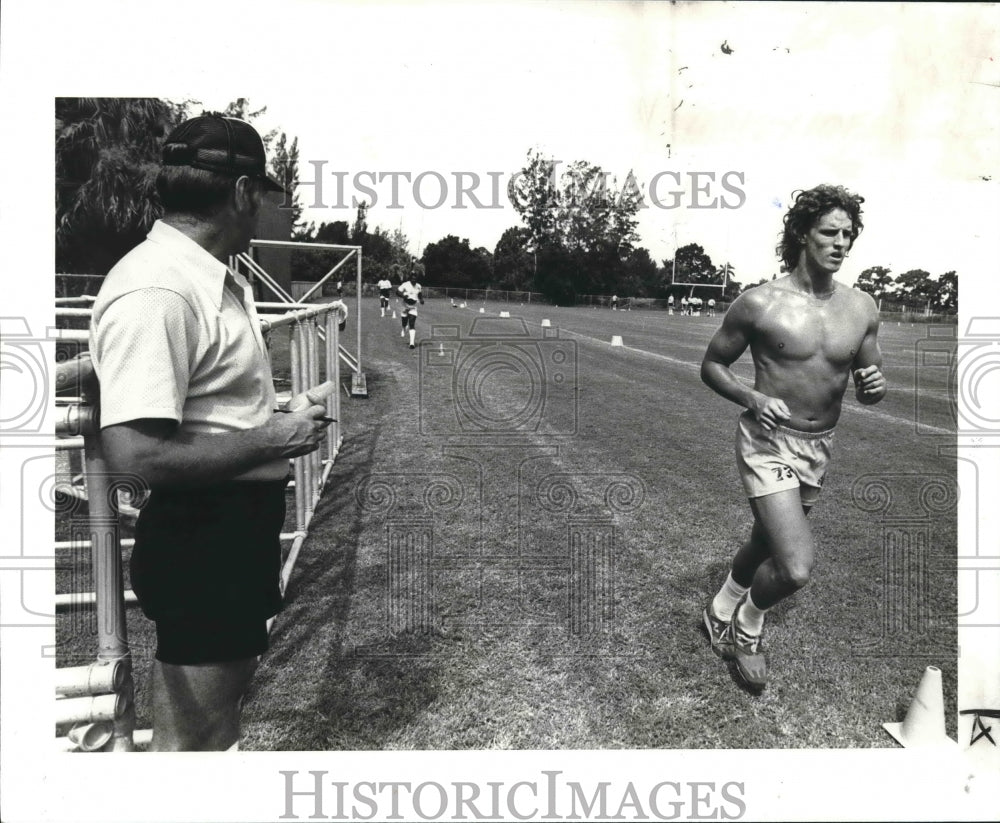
[725,609,767,691]
[702,600,732,658]
[409,344,415,349]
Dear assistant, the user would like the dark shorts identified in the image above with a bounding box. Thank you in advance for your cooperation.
[154,613,269,665]
[131,481,288,661]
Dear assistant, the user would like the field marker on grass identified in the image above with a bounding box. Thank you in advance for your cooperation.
[611,335,624,346]
[526,318,953,434]
[500,311,511,318]
[555,327,699,371]
[479,307,486,313]
[884,665,956,748]
[541,319,551,327]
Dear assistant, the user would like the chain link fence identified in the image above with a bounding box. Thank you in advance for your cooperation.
[876,298,958,324]
[56,275,958,324]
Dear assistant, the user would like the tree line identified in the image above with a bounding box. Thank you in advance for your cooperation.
[407,150,744,304]
[56,97,305,275]
[854,266,956,311]
[54,100,957,313]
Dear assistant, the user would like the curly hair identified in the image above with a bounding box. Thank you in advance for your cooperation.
[776,185,865,272]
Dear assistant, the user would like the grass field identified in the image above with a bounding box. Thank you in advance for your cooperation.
[57,296,958,749]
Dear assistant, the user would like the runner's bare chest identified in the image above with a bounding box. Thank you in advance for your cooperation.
[752,289,867,369]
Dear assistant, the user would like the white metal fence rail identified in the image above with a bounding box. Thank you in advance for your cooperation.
[53,299,347,752]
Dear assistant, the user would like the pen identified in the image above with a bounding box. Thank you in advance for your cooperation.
[273,408,337,424]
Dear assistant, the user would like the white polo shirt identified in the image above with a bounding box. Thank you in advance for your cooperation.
[397,280,422,315]
[90,220,287,480]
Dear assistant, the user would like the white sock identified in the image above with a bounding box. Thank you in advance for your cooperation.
[711,572,749,622]
[409,329,416,345]
[736,592,768,636]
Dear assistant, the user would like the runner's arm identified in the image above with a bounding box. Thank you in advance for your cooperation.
[701,294,790,429]
[852,297,886,405]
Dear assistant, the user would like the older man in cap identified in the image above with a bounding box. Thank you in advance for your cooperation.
[90,114,332,751]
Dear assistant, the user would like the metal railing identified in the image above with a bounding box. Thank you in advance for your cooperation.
[53,299,346,751]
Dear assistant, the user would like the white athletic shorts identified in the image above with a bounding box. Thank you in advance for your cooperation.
[735,410,834,507]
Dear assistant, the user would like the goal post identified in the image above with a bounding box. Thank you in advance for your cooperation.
[669,261,729,295]
[235,238,368,397]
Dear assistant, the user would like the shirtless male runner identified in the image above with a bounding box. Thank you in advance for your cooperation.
[700,184,886,691]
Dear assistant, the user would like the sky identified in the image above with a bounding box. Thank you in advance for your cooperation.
[176,1,1000,288]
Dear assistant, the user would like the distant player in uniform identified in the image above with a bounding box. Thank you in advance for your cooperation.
[707,297,717,317]
[611,294,619,311]
[667,294,675,315]
[397,269,424,349]
[700,184,885,691]
[377,277,393,317]
[680,295,688,315]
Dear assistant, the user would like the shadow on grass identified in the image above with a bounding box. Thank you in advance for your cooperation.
[241,366,446,750]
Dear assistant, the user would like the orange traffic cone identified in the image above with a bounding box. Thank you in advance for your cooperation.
[884,665,956,748]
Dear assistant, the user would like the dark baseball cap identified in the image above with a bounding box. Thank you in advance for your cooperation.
[161,114,285,192]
